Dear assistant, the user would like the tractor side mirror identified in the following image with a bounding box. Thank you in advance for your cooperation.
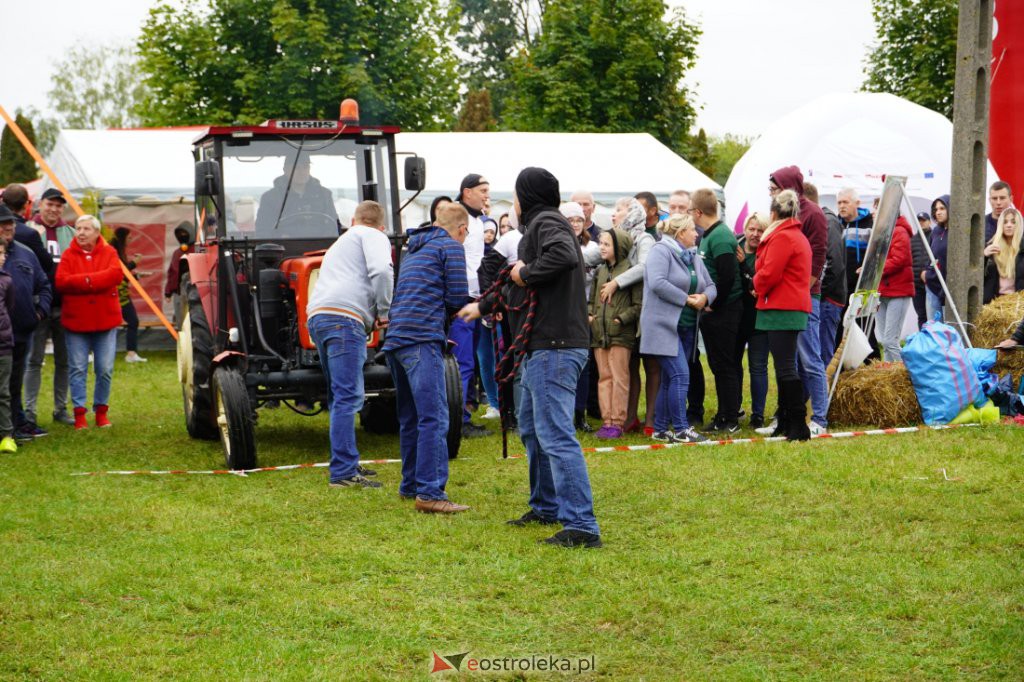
[195,159,222,199]
[404,157,426,192]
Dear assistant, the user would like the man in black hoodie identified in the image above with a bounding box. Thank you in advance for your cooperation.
[458,167,601,549]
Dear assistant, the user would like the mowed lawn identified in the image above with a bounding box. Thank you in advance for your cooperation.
[1,352,1022,680]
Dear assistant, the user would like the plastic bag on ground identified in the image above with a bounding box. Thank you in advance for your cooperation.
[903,321,986,425]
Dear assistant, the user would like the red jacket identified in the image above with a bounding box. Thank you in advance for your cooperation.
[754,218,812,313]
[878,216,915,298]
[55,236,124,332]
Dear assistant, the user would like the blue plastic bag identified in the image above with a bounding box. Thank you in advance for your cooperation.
[967,348,997,377]
[903,322,986,425]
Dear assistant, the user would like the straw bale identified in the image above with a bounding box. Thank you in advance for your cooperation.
[971,290,1024,382]
[828,362,921,427]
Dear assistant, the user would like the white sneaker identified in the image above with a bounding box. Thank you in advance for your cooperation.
[125,353,148,363]
[807,421,827,436]
[755,419,777,436]
[481,406,500,420]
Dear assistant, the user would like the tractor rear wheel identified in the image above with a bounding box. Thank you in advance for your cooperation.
[213,366,257,470]
[444,353,463,460]
[178,275,218,440]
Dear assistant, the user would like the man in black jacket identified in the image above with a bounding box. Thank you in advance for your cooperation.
[458,167,601,549]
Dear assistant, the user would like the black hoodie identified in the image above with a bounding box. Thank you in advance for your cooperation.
[479,167,589,351]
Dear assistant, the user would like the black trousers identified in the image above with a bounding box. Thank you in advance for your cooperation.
[686,344,705,424]
[700,301,742,422]
[11,339,29,428]
[767,330,800,383]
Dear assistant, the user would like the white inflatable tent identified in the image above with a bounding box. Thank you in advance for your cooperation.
[723,92,1000,231]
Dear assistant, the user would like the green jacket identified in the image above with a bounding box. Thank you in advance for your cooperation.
[589,229,642,349]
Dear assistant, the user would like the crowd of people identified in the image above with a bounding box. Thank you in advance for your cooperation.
[0,184,131,453]
[306,164,1023,549]
[2,168,1021,548]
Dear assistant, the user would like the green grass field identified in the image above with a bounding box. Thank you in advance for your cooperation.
[1,352,1022,680]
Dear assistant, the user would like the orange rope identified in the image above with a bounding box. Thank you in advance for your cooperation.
[0,104,178,340]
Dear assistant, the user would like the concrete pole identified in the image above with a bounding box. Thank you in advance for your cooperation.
[947,0,993,325]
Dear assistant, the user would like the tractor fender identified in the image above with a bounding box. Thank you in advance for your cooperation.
[212,350,247,371]
[182,249,219,333]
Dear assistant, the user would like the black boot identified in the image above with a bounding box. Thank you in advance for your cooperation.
[781,379,810,441]
[575,410,593,433]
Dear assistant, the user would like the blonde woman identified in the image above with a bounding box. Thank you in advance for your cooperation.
[640,213,717,443]
[55,215,124,429]
[983,207,1024,303]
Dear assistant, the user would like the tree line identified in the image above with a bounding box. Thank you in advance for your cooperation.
[1,0,957,187]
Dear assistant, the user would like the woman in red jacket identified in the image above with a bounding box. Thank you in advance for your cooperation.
[875,215,915,362]
[55,214,124,429]
[754,189,812,441]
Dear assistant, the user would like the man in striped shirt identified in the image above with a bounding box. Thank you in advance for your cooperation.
[383,203,471,513]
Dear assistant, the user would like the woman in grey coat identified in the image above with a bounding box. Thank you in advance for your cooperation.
[640,214,717,443]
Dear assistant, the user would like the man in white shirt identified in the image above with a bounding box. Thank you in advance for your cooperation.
[307,201,393,488]
[451,173,490,437]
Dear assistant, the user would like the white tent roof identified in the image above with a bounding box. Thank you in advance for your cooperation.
[724,92,1000,229]
[45,128,200,199]
[44,129,717,207]
[396,132,718,203]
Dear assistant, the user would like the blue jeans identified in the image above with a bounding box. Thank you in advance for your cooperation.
[518,348,599,535]
[747,332,769,419]
[653,337,690,432]
[926,289,944,323]
[475,324,499,410]
[65,329,117,409]
[449,316,479,423]
[819,299,843,368]
[387,342,450,500]
[796,297,829,427]
[309,314,366,482]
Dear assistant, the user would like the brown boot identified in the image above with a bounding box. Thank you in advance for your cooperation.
[415,497,470,514]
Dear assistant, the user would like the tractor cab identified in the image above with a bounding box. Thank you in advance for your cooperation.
[176,102,461,470]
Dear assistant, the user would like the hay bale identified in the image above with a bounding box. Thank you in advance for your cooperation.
[829,362,921,427]
[971,290,1024,382]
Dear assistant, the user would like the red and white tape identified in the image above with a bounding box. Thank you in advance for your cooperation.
[71,457,402,477]
[513,423,979,458]
[72,424,981,477]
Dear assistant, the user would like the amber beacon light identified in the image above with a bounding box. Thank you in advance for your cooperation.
[339,99,360,125]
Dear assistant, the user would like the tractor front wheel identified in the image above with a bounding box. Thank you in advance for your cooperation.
[213,366,257,470]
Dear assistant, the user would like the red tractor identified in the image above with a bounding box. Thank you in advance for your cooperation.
[177,102,463,469]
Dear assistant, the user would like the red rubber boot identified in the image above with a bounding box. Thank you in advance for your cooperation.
[74,407,88,430]
[95,405,112,428]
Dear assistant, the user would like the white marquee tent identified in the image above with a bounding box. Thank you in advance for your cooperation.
[723,92,1000,231]
[44,128,717,218]
[41,128,716,324]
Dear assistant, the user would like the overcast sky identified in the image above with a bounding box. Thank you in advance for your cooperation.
[2,0,876,139]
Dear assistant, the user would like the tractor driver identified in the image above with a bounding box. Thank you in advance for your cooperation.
[254,153,340,237]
